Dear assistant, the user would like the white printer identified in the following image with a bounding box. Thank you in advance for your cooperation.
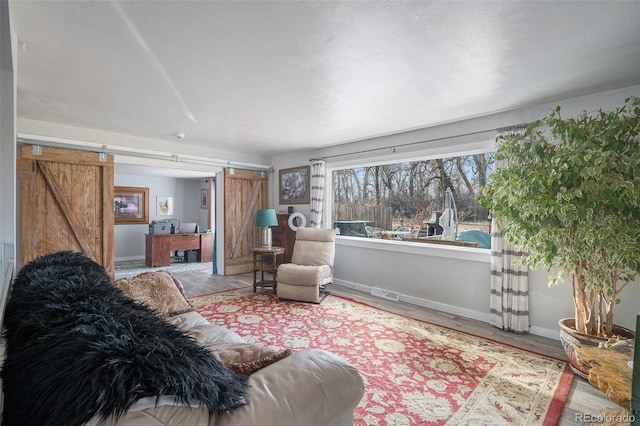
[149,221,171,235]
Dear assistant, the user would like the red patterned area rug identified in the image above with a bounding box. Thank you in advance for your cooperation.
[191,288,573,426]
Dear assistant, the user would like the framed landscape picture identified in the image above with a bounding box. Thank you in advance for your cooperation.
[114,186,149,224]
[279,165,310,204]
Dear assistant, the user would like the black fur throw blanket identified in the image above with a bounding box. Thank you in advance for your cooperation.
[1,251,248,426]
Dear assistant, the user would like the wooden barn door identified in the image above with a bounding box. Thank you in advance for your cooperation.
[17,145,115,276]
[223,168,268,275]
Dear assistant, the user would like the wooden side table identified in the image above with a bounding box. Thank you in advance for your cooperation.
[252,247,285,294]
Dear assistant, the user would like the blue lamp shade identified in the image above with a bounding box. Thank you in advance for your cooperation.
[255,209,278,227]
[256,209,278,247]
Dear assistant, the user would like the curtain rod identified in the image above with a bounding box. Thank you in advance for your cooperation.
[496,123,530,133]
[309,127,497,162]
[17,136,272,172]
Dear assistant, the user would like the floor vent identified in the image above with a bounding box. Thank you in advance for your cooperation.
[370,287,400,301]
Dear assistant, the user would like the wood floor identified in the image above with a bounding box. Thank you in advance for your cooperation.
[167,268,621,426]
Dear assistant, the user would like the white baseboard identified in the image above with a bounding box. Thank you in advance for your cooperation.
[529,325,561,340]
[333,278,559,340]
[114,255,145,262]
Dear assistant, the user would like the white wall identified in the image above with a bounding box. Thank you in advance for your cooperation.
[114,174,209,260]
[334,239,492,319]
[1,0,16,322]
[271,85,640,338]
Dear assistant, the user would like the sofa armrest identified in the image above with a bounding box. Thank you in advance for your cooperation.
[212,348,364,426]
[86,398,210,426]
[87,349,363,426]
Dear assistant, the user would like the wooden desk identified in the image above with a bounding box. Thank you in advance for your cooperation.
[252,247,284,293]
[145,233,214,267]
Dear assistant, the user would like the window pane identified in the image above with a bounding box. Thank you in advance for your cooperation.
[331,153,494,248]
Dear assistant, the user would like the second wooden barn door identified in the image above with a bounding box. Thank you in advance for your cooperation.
[223,168,268,275]
[17,145,115,276]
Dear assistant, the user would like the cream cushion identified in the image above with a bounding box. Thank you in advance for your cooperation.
[277,264,331,287]
[289,228,335,266]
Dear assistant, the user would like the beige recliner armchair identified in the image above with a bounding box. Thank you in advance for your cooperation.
[277,228,336,303]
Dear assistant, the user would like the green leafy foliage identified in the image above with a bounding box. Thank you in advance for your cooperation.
[480,97,640,337]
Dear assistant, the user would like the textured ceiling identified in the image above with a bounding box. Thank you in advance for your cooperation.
[10,1,640,157]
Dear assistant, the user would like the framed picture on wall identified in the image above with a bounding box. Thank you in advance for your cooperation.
[279,165,311,204]
[114,186,149,224]
[200,189,208,209]
[156,196,173,216]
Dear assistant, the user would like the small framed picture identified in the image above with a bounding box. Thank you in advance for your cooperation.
[279,165,310,204]
[200,189,208,209]
[114,186,149,225]
[156,196,173,216]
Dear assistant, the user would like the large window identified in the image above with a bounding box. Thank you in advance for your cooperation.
[331,152,494,248]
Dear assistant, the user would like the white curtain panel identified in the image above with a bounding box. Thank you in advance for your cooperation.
[309,160,326,228]
[489,127,530,333]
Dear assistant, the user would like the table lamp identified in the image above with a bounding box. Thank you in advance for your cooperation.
[255,209,278,247]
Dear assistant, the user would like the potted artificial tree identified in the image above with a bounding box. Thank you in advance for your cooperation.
[480,97,639,374]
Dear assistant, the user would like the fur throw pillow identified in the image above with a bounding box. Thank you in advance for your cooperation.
[113,271,193,318]
[1,251,248,426]
[207,342,293,375]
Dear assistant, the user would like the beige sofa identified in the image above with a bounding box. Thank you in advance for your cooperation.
[90,309,365,426]
[3,253,364,426]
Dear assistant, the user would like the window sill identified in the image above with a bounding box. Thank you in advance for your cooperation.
[335,236,490,263]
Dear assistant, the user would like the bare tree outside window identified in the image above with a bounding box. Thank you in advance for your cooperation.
[332,153,494,247]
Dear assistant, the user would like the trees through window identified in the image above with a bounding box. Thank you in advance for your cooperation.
[331,152,494,248]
